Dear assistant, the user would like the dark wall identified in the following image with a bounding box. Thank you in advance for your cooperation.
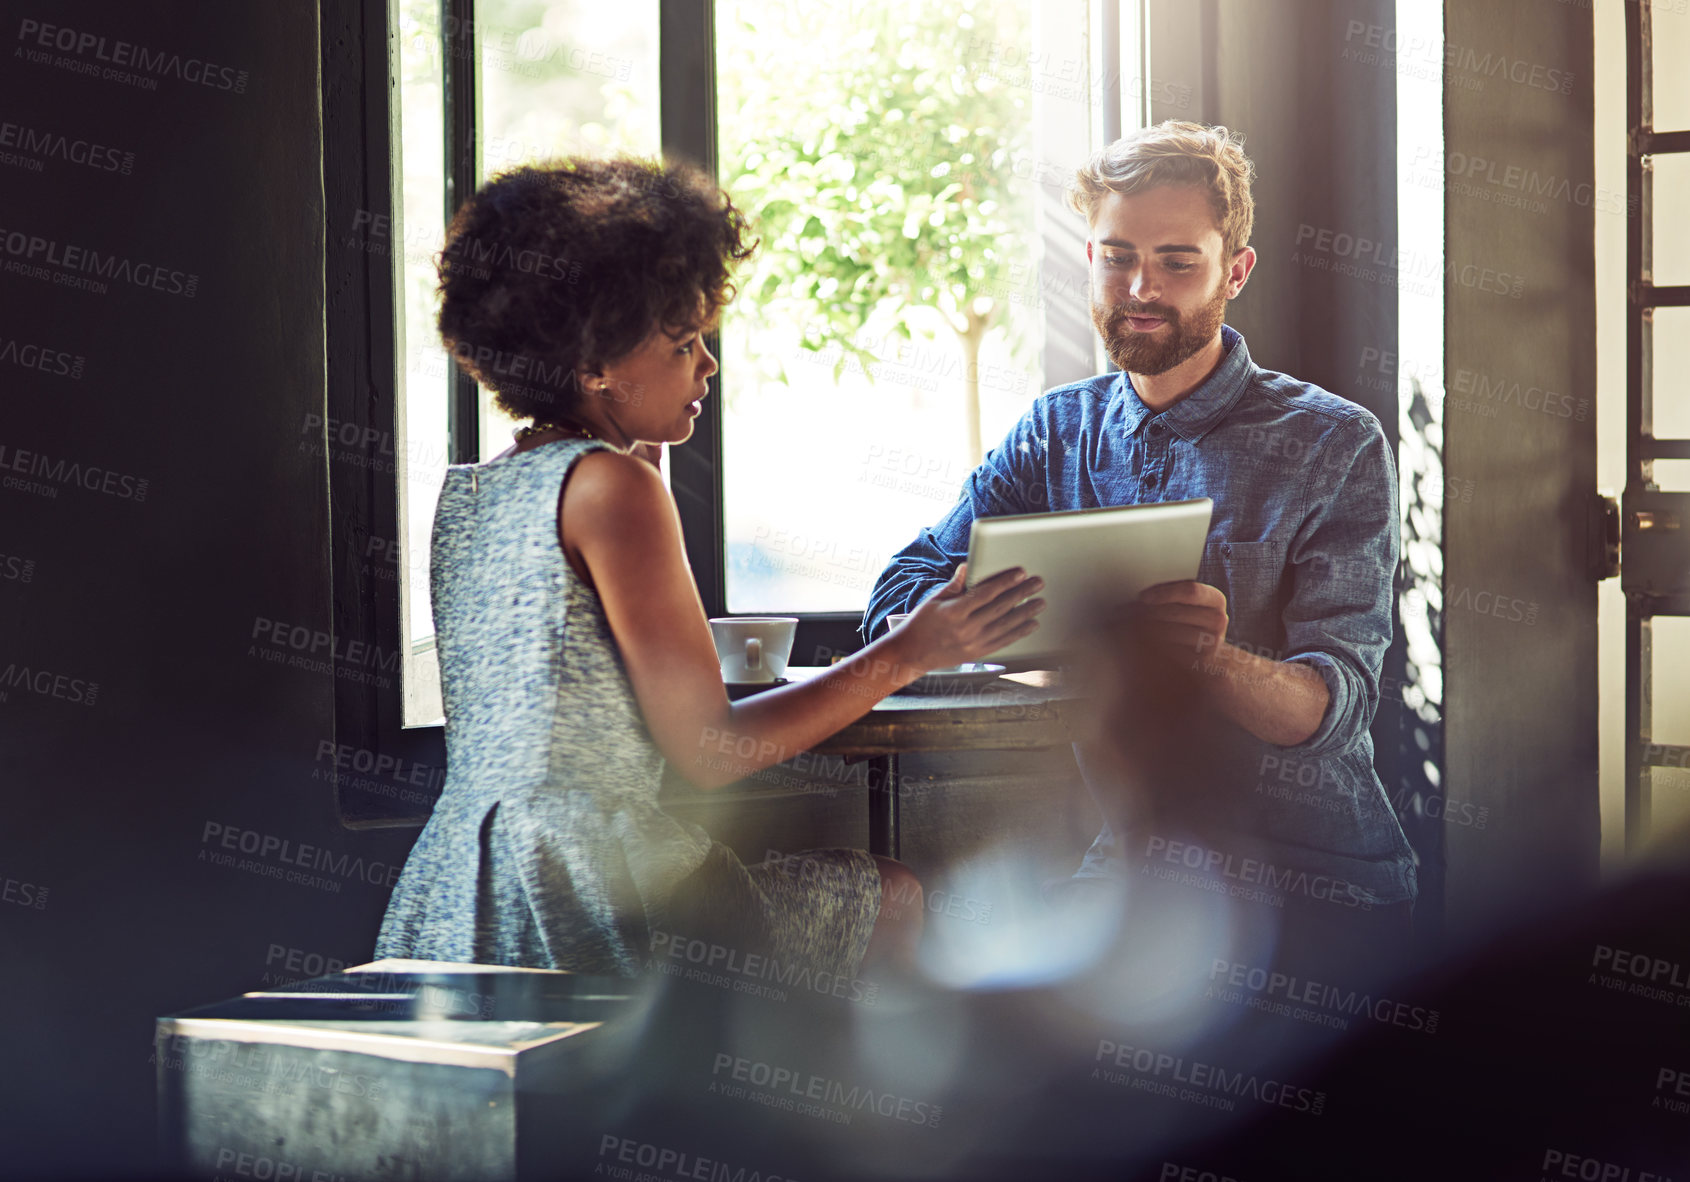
[0,2,415,1174]
[1150,0,1398,429]
[1442,0,1600,938]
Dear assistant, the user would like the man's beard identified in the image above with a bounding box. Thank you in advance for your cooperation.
[1092,281,1229,376]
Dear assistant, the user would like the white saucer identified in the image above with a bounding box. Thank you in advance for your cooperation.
[896,663,1008,695]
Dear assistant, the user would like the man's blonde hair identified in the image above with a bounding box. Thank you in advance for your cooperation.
[1066,121,1255,256]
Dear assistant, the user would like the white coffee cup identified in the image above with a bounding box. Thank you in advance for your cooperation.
[709,617,799,684]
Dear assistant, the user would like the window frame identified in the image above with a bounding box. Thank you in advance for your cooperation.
[322,0,448,828]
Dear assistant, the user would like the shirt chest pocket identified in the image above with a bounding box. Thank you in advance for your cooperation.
[1200,540,1287,650]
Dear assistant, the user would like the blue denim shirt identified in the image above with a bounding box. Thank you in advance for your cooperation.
[861,326,1416,906]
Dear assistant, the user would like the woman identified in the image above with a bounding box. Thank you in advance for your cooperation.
[374,157,1044,979]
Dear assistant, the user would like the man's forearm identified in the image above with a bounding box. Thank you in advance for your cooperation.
[862,556,956,641]
[1197,642,1330,747]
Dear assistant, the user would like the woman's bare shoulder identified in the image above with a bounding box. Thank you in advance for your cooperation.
[566,447,663,497]
[561,448,672,534]
[557,449,672,582]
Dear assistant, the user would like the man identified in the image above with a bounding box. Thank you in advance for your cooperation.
[861,121,1415,962]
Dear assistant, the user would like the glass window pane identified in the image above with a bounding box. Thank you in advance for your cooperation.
[1654,307,1690,441]
[1651,152,1690,288]
[716,0,1044,613]
[395,0,451,725]
[473,0,662,460]
[1653,0,1690,134]
[1396,0,1446,730]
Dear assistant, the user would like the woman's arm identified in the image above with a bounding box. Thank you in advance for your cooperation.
[564,451,1043,790]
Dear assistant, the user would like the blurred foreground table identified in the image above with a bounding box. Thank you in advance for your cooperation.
[156,960,635,1182]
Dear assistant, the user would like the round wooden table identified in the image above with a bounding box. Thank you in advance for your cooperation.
[780,666,1093,858]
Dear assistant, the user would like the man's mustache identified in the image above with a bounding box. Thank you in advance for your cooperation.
[1103,302,1180,323]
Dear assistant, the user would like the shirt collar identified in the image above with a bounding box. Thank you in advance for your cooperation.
[1116,324,1254,444]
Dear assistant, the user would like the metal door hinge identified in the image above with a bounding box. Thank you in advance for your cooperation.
[1594,491,1621,581]
[1620,489,1690,602]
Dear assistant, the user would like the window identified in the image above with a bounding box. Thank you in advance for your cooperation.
[715,0,1045,614]
[393,0,449,728]
[1390,0,1448,894]
[326,0,1146,824]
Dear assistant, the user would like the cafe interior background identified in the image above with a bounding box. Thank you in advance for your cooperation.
[2,0,1688,1177]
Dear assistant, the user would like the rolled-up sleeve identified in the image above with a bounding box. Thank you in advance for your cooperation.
[1279,412,1399,756]
[859,413,1044,644]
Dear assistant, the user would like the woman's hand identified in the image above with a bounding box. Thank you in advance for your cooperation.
[889,563,1045,673]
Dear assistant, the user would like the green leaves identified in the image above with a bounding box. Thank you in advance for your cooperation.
[718,0,1035,378]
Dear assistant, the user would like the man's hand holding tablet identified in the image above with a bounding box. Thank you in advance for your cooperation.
[962,498,1214,669]
[1137,579,1231,660]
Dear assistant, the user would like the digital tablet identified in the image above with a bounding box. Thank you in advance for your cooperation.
[963,497,1213,669]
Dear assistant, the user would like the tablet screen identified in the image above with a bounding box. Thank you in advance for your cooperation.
[964,497,1213,668]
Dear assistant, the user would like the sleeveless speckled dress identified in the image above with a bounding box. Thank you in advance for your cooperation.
[374,438,882,977]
